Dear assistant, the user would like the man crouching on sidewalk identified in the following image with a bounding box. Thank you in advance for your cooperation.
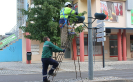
[42,37,65,82]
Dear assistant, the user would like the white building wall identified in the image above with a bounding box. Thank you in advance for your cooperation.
[126,11,133,28]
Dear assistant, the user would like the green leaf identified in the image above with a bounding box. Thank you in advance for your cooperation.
[20,0,86,47]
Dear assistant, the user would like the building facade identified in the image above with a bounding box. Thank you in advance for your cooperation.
[22,0,133,62]
[71,0,133,61]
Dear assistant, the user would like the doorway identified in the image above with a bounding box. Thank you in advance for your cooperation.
[109,35,118,56]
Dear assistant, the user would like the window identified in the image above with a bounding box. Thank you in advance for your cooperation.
[31,45,39,55]
[76,34,102,56]
[109,35,117,39]
[109,35,118,56]
[130,35,133,52]
[93,42,102,55]
[76,34,88,55]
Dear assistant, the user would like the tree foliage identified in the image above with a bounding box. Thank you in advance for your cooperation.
[20,0,86,46]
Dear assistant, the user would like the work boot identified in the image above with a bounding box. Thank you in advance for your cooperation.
[43,79,50,82]
[48,73,56,76]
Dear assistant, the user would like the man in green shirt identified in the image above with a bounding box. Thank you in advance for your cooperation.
[42,37,65,82]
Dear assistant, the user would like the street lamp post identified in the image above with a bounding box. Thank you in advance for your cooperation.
[87,0,93,80]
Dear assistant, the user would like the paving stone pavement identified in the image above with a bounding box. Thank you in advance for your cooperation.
[1,59,133,75]
[0,59,133,82]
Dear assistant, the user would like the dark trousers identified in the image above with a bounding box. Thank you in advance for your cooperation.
[41,58,59,81]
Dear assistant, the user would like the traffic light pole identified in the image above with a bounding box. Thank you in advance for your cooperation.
[87,0,93,80]
[102,41,105,68]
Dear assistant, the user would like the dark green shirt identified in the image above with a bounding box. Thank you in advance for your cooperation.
[42,41,63,58]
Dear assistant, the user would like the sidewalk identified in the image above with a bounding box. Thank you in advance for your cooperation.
[60,58,133,72]
[0,58,133,82]
[0,72,133,82]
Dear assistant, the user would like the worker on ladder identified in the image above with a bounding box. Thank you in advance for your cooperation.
[42,37,65,82]
[59,2,78,48]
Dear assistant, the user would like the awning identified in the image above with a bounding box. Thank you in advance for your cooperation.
[106,27,133,29]
[93,27,133,29]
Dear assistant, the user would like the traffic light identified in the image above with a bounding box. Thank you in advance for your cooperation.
[76,16,85,23]
[94,13,107,20]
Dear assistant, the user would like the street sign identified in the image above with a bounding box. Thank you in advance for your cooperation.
[97,20,105,28]
[96,32,106,37]
[97,37,106,42]
[96,20,106,69]
[97,22,105,28]
[97,20,103,24]
[97,27,105,33]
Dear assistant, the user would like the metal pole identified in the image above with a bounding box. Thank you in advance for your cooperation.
[102,41,105,68]
[87,0,93,80]
[93,29,96,64]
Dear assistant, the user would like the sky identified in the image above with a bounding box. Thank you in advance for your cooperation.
[0,0,16,35]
